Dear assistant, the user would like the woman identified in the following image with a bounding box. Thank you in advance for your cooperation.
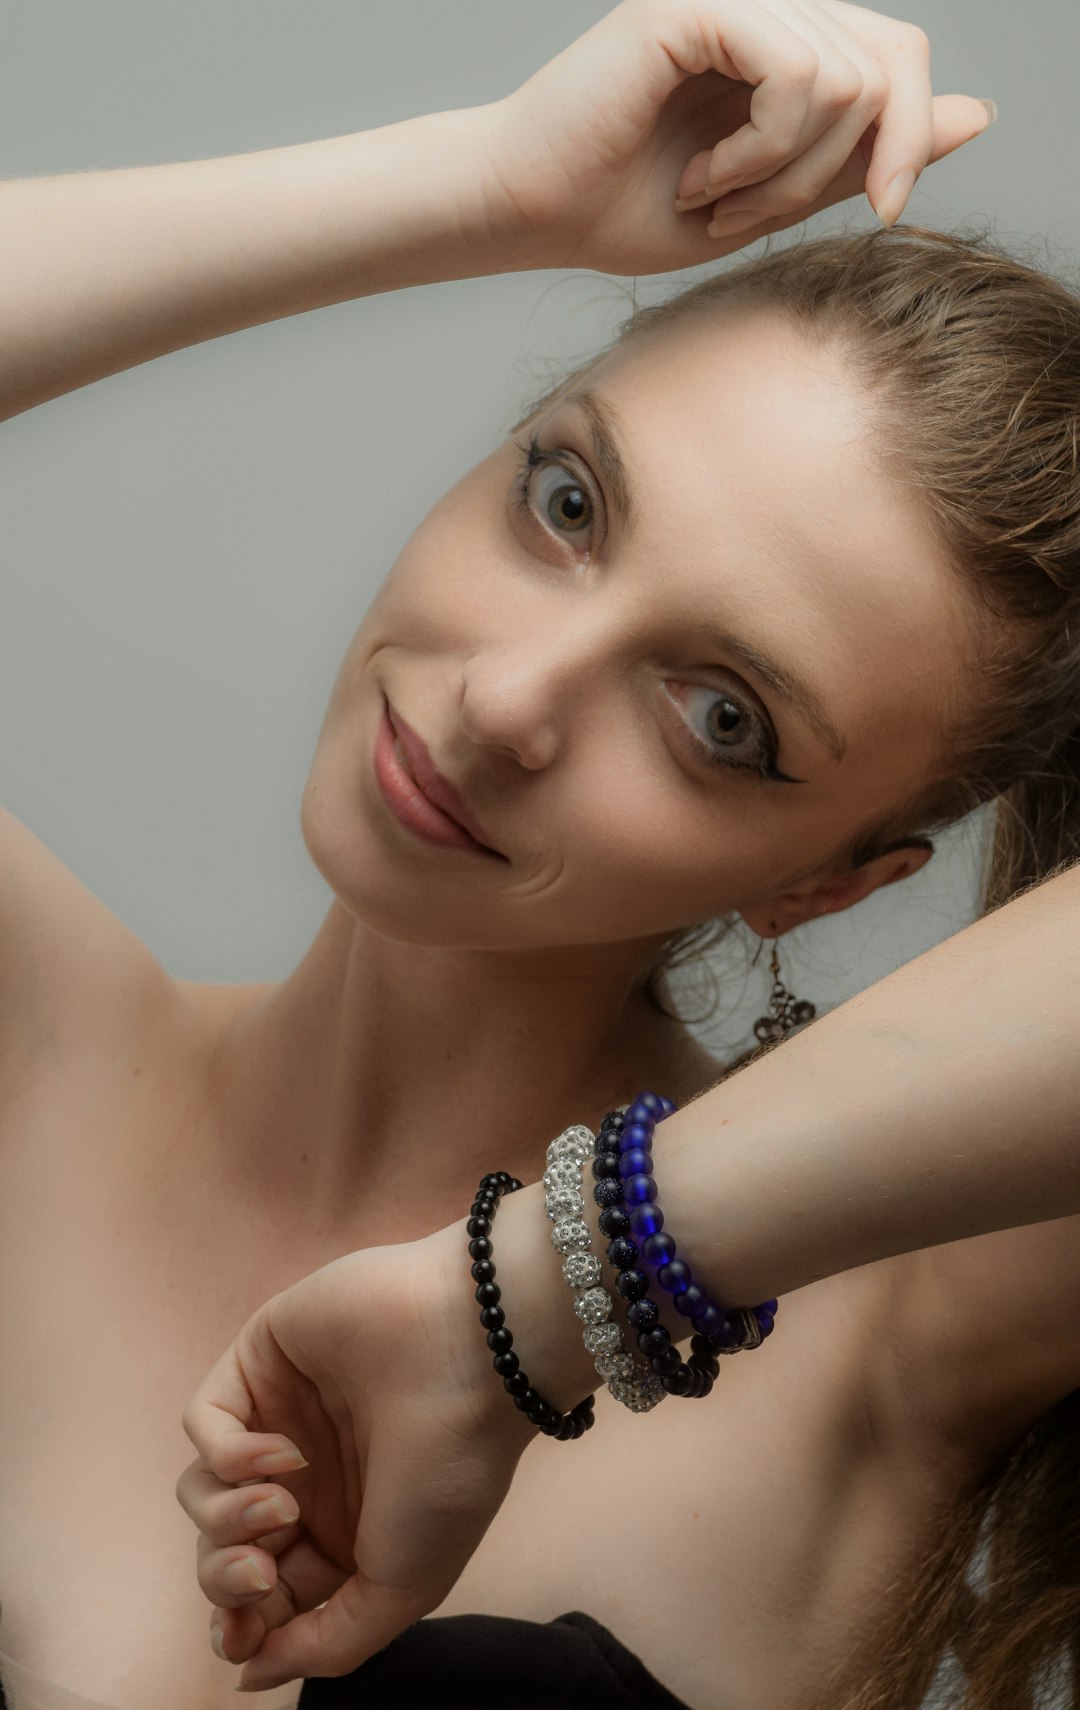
[0,2,1067,1708]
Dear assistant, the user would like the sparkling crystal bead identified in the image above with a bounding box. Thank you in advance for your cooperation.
[573,1287,613,1326]
[610,1373,666,1411]
[582,1322,622,1356]
[543,1160,582,1195]
[595,1349,635,1381]
[547,1185,585,1220]
[551,1217,590,1255]
[548,1127,594,1163]
[561,1250,602,1290]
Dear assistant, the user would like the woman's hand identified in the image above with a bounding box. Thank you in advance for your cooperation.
[175,1225,540,1694]
[478,0,995,275]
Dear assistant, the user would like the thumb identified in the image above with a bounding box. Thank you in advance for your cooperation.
[927,93,998,164]
[236,1575,428,1692]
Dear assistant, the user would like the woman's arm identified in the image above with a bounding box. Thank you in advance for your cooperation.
[1,2,993,425]
[0,108,532,423]
[665,863,1080,1303]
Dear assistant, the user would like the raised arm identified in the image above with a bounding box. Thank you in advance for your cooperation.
[0,1,992,424]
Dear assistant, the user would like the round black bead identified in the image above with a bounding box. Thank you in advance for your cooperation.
[555,1417,575,1441]
[493,1350,519,1377]
[598,1206,630,1239]
[605,1236,638,1270]
[627,1297,659,1330]
[471,1259,495,1285]
[486,1327,514,1355]
[466,1215,491,1238]
[513,1387,540,1413]
[615,1267,649,1302]
[527,1401,554,1427]
[475,1281,501,1309]
[468,1236,493,1261]
[496,1171,514,1187]
[662,1366,694,1396]
[649,1347,683,1374]
[475,1198,495,1218]
[591,1152,621,1180]
[637,1326,671,1358]
[599,1111,625,1135]
[592,1178,623,1208]
[479,1305,505,1331]
[503,1370,529,1397]
[480,1174,501,1192]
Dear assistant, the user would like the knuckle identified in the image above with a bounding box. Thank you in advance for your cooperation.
[898,23,931,60]
[765,178,815,216]
[786,41,820,87]
[824,64,864,112]
[857,64,889,111]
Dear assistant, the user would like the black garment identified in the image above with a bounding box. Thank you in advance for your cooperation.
[296,1611,694,1709]
[0,1612,694,1708]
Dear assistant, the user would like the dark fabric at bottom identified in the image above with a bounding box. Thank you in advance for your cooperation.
[296,1611,694,1709]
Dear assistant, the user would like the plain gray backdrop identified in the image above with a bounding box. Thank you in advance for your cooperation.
[2,0,1077,1060]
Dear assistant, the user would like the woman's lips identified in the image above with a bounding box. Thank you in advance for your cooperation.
[373,699,505,859]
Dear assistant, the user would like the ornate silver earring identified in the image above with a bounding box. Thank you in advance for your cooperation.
[751,938,816,1046]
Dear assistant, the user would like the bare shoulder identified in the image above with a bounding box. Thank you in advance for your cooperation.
[877,1218,1080,1477]
[0,807,174,1090]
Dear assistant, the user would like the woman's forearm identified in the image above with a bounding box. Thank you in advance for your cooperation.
[0,104,530,422]
[667,861,1080,1303]
[494,864,1080,1415]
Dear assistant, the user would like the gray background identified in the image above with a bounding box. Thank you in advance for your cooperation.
[2,0,1076,1062]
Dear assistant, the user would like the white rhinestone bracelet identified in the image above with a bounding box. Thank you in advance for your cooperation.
[544,1124,666,1414]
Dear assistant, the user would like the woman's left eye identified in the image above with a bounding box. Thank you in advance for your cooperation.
[670,683,800,784]
[512,436,597,543]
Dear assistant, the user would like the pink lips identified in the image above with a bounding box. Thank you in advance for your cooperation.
[374,697,504,859]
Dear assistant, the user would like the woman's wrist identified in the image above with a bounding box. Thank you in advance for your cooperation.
[0,102,544,421]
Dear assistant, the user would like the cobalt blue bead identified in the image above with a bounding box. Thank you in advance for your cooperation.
[593,1178,623,1208]
[641,1232,677,1268]
[755,1309,775,1332]
[764,1298,779,1313]
[626,1297,659,1329]
[628,1202,663,1239]
[674,1283,709,1318]
[617,1148,653,1180]
[617,1122,653,1154]
[657,1259,692,1295]
[704,1313,741,1349]
[658,1095,678,1117]
[626,1098,658,1127]
[691,1303,725,1337]
[623,1174,658,1206]
[635,1092,666,1119]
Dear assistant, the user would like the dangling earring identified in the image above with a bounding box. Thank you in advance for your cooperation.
[751,937,817,1046]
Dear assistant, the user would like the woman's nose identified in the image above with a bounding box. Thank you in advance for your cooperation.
[459,636,588,771]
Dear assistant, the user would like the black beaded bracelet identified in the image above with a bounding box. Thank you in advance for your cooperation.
[591,1113,721,1400]
[468,1171,596,1442]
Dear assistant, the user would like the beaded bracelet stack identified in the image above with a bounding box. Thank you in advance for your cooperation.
[468,1090,779,1438]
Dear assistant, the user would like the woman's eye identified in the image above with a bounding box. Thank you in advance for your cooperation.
[675,682,782,778]
[513,438,596,543]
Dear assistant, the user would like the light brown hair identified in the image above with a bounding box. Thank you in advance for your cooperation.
[507,225,1080,1708]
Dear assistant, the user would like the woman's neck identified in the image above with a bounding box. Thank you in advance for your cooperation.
[189,900,723,1240]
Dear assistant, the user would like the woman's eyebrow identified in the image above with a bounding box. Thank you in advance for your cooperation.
[562,387,848,766]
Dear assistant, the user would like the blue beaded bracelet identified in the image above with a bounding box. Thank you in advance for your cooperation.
[592,1092,778,1371]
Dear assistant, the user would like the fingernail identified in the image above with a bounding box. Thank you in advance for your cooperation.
[224,1556,272,1596]
[706,211,761,239]
[978,98,998,125]
[674,191,714,212]
[251,1449,308,1474]
[210,1624,229,1663]
[242,1495,299,1530]
[876,168,916,229]
[236,1677,291,1693]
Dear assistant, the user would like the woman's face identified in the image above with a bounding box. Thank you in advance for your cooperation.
[302,310,976,957]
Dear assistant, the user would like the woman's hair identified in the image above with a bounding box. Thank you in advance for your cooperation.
[508,226,1080,1708]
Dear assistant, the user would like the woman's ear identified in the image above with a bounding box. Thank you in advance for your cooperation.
[740,839,934,938]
